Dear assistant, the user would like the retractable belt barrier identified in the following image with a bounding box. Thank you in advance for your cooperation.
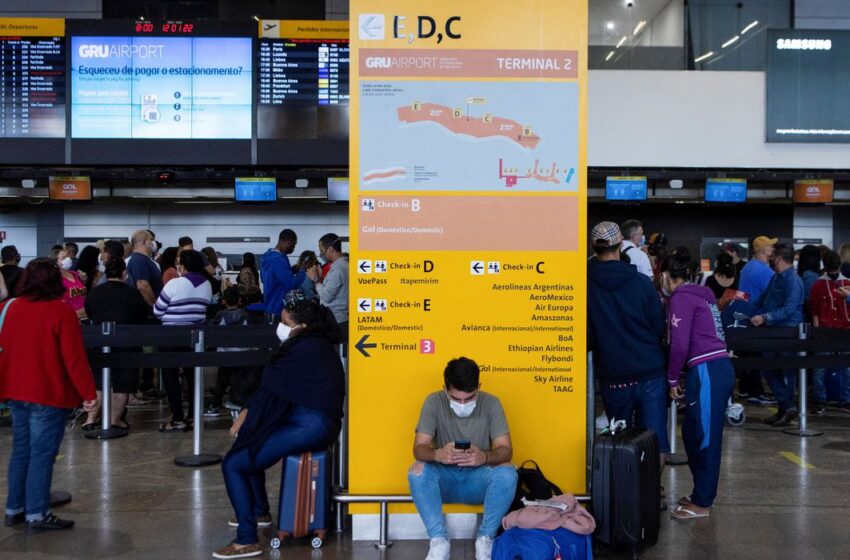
[81,323,279,465]
[724,324,850,438]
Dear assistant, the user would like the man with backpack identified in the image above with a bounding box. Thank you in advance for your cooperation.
[408,357,517,560]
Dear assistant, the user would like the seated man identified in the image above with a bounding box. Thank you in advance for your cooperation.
[408,357,517,560]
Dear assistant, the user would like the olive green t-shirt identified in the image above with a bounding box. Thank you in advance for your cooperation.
[415,391,510,451]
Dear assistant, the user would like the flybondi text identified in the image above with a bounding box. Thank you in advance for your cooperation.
[78,44,165,58]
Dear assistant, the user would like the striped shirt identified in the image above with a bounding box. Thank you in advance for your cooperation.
[153,273,212,326]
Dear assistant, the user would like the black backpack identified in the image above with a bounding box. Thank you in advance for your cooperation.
[510,460,563,512]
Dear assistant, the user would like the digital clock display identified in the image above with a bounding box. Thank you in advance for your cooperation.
[134,21,195,34]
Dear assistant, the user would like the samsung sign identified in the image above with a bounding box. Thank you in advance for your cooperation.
[775,38,832,51]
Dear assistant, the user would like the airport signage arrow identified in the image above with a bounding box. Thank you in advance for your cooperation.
[355,334,378,357]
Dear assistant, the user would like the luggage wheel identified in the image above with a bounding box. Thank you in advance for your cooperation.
[271,531,291,549]
[311,530,326,549]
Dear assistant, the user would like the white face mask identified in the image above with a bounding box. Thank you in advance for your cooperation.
[448,394,477,418]
[60,257,73,270]
[276,322,293,342]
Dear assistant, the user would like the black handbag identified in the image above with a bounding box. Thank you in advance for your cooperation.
[510,460,563,512]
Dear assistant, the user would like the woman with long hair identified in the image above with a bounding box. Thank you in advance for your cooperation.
[214,297,343,559]
[661,253,735,520]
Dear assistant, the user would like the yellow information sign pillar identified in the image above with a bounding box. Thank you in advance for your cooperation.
[349,0,588,535]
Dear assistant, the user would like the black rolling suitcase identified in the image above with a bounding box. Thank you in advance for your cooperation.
[591,427,660,559]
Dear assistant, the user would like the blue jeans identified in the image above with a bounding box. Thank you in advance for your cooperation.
[681,359,735,508]
[222,405,339,545]
[600,376,670,453]
[408,462,518,539]
[5,401,68,522]
[812,362,850,405]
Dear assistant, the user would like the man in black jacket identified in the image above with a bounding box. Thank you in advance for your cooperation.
[0,245,22,296]
[588,222,669,455]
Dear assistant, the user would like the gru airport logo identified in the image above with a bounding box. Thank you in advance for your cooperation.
[78,43,166,58]
[359,13,461,44]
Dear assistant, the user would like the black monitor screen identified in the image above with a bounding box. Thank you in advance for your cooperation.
[767,29,850,143]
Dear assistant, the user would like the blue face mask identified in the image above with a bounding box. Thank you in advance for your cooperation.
[640,234,646,247]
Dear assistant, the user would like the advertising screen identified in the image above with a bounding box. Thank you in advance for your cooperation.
[49,176,91,200]
[605,176,647,201]
[71,35,251,139]
[793,179,833,203]
[327,176,349,201]
[235,177,276,201]
[705,178,747,203]
[767,29,850,143]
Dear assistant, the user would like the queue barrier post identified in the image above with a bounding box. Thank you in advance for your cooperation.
[85,322,127,441]
[586,351,594,493]
[783,323,823,438]
[666,400,688,465]
[335,343,349,533]
[175,329,223,467]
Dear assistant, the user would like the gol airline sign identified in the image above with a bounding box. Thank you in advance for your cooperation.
[48,176,92,201]
[794,179,833,204]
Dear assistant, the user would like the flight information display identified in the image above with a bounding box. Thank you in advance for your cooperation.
[257,20,349,141]
[71,35,252,139]
[0,20,65,138]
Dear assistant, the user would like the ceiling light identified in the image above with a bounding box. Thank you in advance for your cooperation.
[616,36,627,48]
[694,51,714,63]
[741,20,759,34]
[722,35,740,49]
[605,51,615,61]
[633,20,647,36]
[606,21,615,30]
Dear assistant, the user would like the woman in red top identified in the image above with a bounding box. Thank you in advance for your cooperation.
[0,258,96,533]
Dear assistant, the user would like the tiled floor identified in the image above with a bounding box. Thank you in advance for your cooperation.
[1,399,849,559]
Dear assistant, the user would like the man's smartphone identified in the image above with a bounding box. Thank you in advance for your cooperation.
[454,440,471,450]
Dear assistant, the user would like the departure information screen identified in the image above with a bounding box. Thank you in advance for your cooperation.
[0,35,65,138]
[257,20,349,141]
[258,38,349,106]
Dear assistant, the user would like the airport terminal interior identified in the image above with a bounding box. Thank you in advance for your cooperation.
[2,0,850,559]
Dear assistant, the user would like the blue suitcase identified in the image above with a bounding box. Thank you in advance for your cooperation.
[271,450,330,550]
[492,527,593,560]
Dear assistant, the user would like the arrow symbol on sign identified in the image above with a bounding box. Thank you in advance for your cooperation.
[360,16,381,38]
[355,334,377,357]
[471,262,483,274]
[359,300,370,311]
[359,261,370,273]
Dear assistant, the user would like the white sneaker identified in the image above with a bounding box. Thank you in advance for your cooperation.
[475,535,494,560]
[425,537,450,560]
[595,412,609,430]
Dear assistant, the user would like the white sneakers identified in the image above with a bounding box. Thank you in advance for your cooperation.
[424,535,493,560]
[475,535,494,560]
[425,538,450,560]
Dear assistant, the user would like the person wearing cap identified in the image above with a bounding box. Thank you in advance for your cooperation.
[588,222,670,457]
[732,236,778,405]
[750,244,805,427]
[620,219,653,278]
[306,233,349,344]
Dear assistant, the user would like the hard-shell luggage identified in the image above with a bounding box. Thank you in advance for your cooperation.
[492,527,593,560]
[271,450,330,550]
[591,428,660,558]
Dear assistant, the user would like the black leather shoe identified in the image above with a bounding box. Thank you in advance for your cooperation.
[772,410,799,427]
[25,513,74,533]
[763,411,783,425]
[4,512,24,527]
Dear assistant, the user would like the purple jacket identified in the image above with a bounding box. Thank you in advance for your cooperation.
[667,284,729,386]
